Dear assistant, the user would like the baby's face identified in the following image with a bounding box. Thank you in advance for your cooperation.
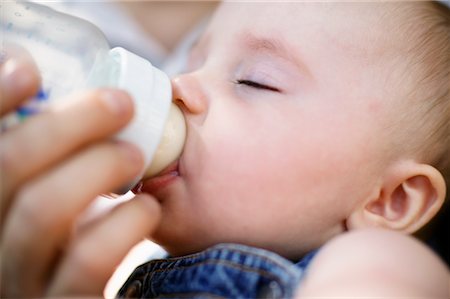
[143,2,400,258]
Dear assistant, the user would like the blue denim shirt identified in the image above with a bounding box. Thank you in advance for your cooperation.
[117,243,317,298]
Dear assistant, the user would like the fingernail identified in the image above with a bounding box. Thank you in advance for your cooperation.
[100,89,132,116]
[0,58,39,91]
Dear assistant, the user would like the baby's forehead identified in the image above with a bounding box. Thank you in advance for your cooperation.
[216,3,402,50]
[213,2,405,63]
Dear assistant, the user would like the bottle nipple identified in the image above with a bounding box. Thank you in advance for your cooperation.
[143,103,186,178]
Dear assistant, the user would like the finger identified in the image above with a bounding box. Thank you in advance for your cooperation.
[1,141,143,298]
[0,88,134,209]
[47,194,161,296]
[0,46,41,116]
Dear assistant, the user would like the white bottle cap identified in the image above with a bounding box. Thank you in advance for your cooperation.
[108,47,172,187]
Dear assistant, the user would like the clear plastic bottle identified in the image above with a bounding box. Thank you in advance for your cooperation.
[1,1,186,189]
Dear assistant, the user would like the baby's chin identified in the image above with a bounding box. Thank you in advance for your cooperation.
[147,218,232,257]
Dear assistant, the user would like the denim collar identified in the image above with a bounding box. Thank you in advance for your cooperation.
[118,243,317,298]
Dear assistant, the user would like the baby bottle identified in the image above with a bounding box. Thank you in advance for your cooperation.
[1,1,186,188]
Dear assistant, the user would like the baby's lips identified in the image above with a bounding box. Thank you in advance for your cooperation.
[135,159,180,195]
[131,160,179,194]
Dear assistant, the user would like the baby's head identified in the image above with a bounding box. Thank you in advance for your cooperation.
[141,2,449,259]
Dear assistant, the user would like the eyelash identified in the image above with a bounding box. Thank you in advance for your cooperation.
[235,80,280,92]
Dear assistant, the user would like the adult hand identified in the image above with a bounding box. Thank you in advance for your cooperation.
[0,47,161,297]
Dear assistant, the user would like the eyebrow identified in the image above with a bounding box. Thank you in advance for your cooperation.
[245,34,285,54]
[188,32,312,79]
[241,32,312,78]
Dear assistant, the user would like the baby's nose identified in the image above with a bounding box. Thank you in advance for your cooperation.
[171,74,208,115]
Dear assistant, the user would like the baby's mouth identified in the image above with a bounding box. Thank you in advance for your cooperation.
[132,160,180,195]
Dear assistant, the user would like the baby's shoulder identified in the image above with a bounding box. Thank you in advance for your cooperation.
[298,229,449,298]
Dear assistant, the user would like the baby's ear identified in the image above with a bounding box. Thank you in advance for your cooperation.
[347,162,446,234]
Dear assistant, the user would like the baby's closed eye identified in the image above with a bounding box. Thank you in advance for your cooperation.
[234,79,280,92]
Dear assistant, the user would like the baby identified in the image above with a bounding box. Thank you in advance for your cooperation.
[1,1,449,298]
